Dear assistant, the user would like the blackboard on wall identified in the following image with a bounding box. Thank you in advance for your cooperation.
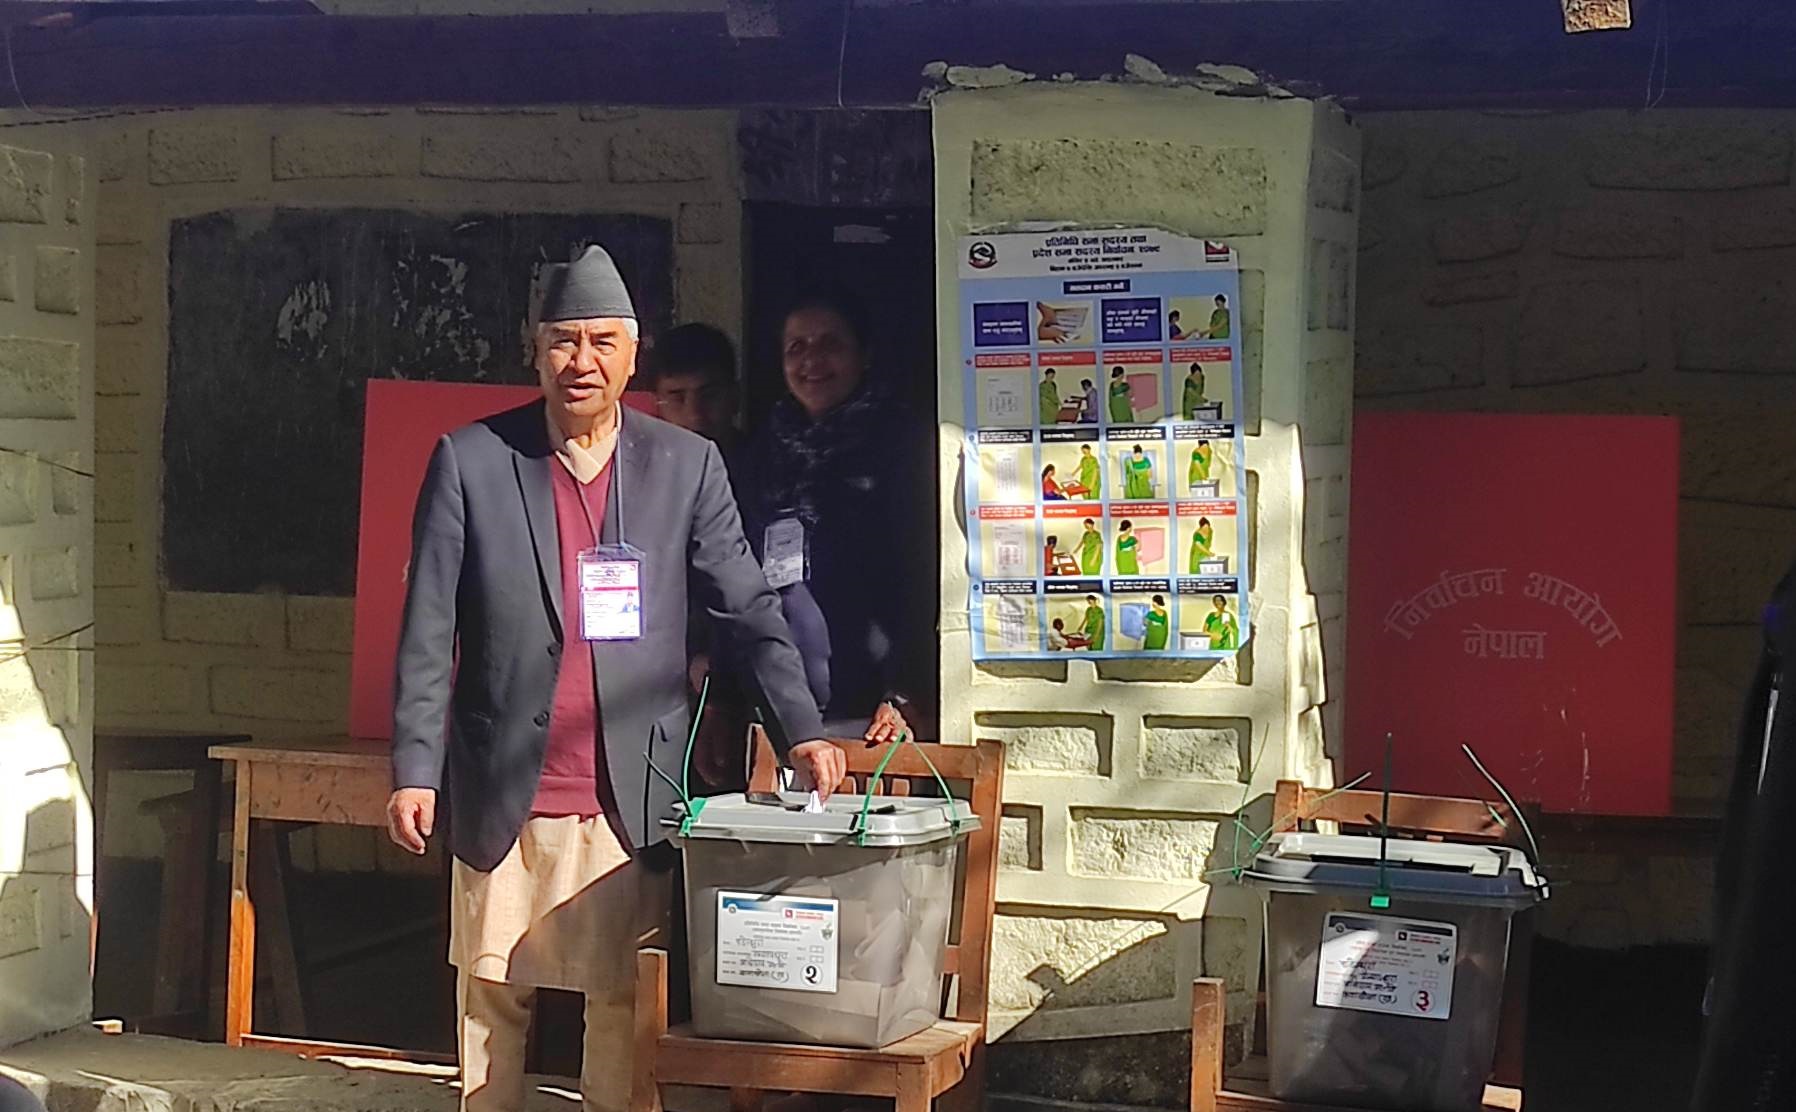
[163,207,673,596]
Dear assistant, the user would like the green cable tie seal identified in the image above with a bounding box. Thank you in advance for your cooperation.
[855,734,906,847]
[910,740,964,828]
[854,730,964,847]
[655,674,714,839]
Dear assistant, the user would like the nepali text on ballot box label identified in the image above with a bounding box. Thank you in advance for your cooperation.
[716,892,841,994]
[1315,912,1457,1021]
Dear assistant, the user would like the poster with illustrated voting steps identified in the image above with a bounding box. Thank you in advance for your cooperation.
[960,227,1248,660]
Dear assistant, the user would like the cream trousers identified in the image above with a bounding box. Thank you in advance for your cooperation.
[450,814,671,1112]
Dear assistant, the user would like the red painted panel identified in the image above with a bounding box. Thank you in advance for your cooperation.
[349,381,658,739]
[1344,412,1678,815]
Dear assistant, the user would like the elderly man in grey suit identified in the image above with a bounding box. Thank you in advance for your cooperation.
[385,244,845,1112]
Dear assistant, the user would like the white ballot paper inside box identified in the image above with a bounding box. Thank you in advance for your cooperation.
[717,891,841,994]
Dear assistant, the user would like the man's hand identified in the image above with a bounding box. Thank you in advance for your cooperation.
[789,739,847,802]
[387,788,437,855]
[864,700,908,745]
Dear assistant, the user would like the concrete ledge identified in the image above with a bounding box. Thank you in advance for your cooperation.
[0,1028,588,1111]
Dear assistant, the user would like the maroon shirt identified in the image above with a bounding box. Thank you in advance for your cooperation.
[529,460,613,817]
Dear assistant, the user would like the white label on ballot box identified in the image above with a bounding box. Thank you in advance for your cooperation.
[1315,912,1456,1021]
[716,891,839,994]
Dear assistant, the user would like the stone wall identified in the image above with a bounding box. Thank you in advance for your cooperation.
[76,106,740,870]
[1356,108,1796,947]
[935,83,1356,1106]
[0,119,96,1044]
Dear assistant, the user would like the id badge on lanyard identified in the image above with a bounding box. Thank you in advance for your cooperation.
[764,517,806,590]
[578,543,644,641]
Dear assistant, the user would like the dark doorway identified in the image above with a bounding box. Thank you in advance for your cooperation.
[742,202,940,722]
[742,204,936,429]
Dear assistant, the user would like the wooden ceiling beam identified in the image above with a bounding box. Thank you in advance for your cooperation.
[0,0,1788,111]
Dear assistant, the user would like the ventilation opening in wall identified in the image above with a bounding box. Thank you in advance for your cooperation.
[974,711,1114,778]
[1000,804,1044,872]
[1140,715,1255,785]
[1068,807,1235,883]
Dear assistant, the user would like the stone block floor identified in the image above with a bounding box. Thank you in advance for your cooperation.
[0,1028,581,1111]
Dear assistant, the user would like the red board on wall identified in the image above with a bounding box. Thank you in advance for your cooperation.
[348,380,659,740]
[1344,411,1678,815]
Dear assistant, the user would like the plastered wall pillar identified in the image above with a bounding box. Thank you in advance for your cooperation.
[933,82,1357,1101]
[0,118,96,1045]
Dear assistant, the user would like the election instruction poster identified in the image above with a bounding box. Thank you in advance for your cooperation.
[960,227,1250,660]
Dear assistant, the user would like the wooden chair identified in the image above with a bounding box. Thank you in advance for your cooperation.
[1199,779,1539,1111]
[632,730,1005,1112]
[1269,780,1535,848]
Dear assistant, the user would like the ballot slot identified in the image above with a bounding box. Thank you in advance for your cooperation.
[746,793,899,817]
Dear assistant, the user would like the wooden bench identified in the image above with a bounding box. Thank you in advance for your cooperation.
[633,731,1004,1112]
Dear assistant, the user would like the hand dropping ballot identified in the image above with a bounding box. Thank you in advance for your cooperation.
[776,765,826,813]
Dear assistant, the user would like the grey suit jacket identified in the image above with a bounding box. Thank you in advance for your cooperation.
[390,399,825,871]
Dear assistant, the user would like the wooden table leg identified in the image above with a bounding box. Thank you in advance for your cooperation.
[894,1067,930,1112]
[226,765,255,1047]
[192,758,225,1035]
[1191,978,1225,1112]
[633,949,669,1112]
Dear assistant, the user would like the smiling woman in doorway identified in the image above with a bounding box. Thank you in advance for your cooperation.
[737,288,935,744]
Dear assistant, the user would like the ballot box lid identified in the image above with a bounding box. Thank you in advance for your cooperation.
[1240,832,1546,908]
[671,791,978,848]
